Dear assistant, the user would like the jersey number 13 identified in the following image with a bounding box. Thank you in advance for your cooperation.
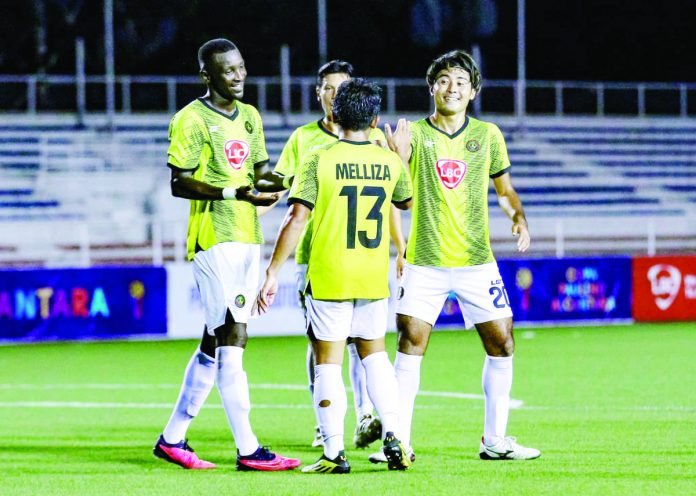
[339,185,386,249]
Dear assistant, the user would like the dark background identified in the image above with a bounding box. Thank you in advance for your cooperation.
[1,0,693,82]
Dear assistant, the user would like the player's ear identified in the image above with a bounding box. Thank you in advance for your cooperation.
[200,69,210,85]
[470,89,477,101]
[370,115,380,129]
[316,86,321,101]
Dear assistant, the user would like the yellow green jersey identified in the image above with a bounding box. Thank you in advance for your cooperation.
[407,116,510,267]
[167,98,269,260]
[275,120,386,265]
[289,139,413,300]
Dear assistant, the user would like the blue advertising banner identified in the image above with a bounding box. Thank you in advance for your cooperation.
[0,267,167,342]
[435,256,633,326]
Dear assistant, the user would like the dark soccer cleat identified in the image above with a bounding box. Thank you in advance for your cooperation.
[236,446,301,471]
[479,436,541,460]
[153,434,216,469]
[381,431,411,470]
[353,414,382,449]
[301,450,351,474]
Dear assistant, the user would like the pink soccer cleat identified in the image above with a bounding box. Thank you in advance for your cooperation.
[236,446,301,471]
[153,435,216,469]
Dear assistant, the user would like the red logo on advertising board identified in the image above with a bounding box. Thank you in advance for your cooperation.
[633,256,696,321]
[224,140,250,169]
[436,159,467,189]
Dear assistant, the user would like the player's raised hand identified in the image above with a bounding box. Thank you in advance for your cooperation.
[235,185,279,206]
[512,221,530,252]
[385,119,412,159]
[257,274,278,314]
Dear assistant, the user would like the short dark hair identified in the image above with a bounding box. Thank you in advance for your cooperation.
[332,78,381,132]
[316,59,354,86]
[426,49,482,92]
[198,38,237,71]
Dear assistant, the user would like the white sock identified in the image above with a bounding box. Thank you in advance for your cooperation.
[162,347,216,444]
[347,342,374,418]
[482,354,513,445]
[306,343,315,395]
[394,351,423,449]
[313,364,347,459]
[216,346,259,456]
[362,351,399,438]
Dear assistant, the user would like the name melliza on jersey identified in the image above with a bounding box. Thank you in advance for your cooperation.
[335,163,393,181]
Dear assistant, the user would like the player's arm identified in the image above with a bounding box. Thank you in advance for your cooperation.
[254,161,293,192]
[390,205,407,278]
[256,190,288,216]
[169,166,278,206]
[492,172,530,252]
[257,201,310,313]
[385,118,413,164]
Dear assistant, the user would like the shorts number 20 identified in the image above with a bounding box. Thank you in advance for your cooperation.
[489,285,510,309]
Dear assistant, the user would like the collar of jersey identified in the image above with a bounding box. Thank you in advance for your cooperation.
[426,115,469,139]
[317,119,339,138]
[197,97,239,121]
[339,138,371,145]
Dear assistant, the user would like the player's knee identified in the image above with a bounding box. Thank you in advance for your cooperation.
[396,314,430,355]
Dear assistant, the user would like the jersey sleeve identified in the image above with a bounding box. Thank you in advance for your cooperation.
[392,158,414,204]
[167,110,206,170]
[249,108,270,167]
[488,123,511,178]
[274,129,300,177]
[288,151,320,209]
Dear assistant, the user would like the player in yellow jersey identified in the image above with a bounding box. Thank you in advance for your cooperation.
[274,60,393,450]
[379,49,540,462]
[153,38,299,472]
[258,79,413,473]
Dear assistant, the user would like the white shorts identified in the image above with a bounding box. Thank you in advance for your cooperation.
[396,262,513,327]
[305,296,389,342]
[192,242,260,333]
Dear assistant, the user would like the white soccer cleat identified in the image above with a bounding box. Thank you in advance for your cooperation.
[479,436,541,460]
[311,425,323,448]
[353,414,382,449]
[369,446,415,464]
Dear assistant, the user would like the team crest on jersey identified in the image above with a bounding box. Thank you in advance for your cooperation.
[245,121,253,134]
[224,140,250,169]
[436,159,467,189]
[235,294,246,308]
[466,139,480,152]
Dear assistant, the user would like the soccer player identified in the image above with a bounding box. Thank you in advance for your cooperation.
[274,59,390,450]
[380,49,540,462]
[258,78,413,473]
[153,38,299,471]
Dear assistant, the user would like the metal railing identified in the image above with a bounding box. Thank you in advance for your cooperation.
[1,74,695,118]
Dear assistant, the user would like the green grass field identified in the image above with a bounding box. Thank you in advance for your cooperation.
[1,322,695,495]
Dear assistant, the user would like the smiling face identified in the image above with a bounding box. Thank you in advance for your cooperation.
[316,72,350,120]
[430,66,477,117]
[201,49,247,102]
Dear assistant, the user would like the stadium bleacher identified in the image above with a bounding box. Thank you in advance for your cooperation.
[0,115,694,266]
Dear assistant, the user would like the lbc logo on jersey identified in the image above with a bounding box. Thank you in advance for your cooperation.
[224,140,250,169]
[436,159,467,189]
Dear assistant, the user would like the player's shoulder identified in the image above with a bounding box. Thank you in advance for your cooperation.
[467,115,504,136]
[171,99,206,124]
[169,100,208,134]
[234,101,262,121]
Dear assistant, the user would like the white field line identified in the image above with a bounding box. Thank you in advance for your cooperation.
[0,382,523,409]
